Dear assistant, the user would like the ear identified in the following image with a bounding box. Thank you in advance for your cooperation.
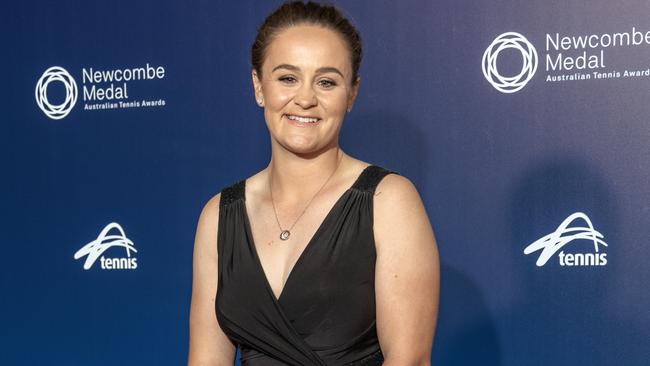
[347,77,361,112]
[251,69,264,107]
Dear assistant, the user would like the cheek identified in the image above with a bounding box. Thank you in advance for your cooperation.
[264,84,292,109]
[318,90,350,114]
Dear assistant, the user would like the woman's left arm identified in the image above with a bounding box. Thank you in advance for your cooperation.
[374,174,440,366]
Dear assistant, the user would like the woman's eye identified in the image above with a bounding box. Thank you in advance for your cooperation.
[278,76,297,84]
[318,79,336,89]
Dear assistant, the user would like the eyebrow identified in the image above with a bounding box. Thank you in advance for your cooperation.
[271,64,345,78]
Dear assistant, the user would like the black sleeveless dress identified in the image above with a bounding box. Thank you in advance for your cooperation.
[215,165,397,366]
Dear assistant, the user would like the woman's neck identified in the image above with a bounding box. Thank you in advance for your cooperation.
[265,146,345,204]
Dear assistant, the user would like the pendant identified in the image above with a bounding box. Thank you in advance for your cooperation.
[280,230,291,241]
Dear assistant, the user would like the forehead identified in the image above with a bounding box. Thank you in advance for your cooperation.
[264,24,352,76]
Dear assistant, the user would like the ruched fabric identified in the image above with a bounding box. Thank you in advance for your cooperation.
[216,165,396,366]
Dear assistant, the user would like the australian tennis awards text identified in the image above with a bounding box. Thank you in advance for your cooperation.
[545,27,650,72]
[82,63,165,101]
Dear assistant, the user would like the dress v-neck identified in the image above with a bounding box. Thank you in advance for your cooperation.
[216,164,395,365]
[241,164,374,303]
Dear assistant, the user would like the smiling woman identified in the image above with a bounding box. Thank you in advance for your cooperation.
[188,2,439,366]
[254,29,356,154]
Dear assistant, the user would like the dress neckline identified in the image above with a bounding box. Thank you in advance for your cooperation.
[241,164,374,303]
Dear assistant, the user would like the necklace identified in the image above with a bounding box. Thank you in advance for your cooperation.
[269,155,343,241]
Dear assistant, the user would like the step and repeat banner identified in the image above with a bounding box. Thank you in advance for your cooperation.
[2,0,648,365]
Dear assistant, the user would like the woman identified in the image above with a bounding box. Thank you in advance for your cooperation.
[188,2,439,365]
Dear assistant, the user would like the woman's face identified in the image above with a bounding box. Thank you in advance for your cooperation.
[252,24,359,155]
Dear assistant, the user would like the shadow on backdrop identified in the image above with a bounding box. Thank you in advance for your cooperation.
[431,264,502,366]
[502,156,647,365]
[341,109,429,190]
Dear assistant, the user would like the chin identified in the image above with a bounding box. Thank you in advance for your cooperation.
[278,137,324,155]
[286,142,319,154]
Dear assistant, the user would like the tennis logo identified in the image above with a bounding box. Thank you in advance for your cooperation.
[35,66,78,120]
[74,222,138,270]
[482,32,538,93]
[523,212,608,267]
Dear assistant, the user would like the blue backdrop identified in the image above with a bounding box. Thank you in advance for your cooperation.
[2,0,649,365]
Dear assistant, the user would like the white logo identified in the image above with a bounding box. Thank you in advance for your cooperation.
[35,66,78,120]
[482,32,538,93]
[524,212,608,267]
[74,222,138,270]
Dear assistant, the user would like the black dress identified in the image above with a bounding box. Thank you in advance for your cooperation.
[215,165,397,365]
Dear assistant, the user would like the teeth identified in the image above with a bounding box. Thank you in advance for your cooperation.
[287,114,319,123]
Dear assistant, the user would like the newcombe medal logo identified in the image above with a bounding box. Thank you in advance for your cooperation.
[482,32,539,93]
[483,28,650,89]
[35,63,167,119]
[35,66,78,120]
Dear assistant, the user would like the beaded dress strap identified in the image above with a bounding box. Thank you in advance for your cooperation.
[219,180,245,208]
[352,165,398,194]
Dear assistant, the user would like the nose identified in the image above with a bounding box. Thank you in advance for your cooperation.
[293,82,317,109]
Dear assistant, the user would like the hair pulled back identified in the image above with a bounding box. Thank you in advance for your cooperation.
[251,1,362,83]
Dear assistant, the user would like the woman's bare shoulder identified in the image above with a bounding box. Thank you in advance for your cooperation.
[203,192,222,212]
[194,192,221,258]
[373,172,433,247]
[372,172,437,243]
[196,189,223,228]
[374,172,418,199]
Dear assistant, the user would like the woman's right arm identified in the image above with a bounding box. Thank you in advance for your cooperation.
[188,193,237,365]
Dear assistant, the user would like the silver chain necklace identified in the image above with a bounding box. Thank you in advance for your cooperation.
[269,155,343,241]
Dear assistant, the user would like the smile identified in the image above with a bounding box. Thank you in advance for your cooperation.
[285,114,320,124]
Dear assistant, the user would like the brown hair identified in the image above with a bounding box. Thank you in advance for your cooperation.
[251,1,362,84]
